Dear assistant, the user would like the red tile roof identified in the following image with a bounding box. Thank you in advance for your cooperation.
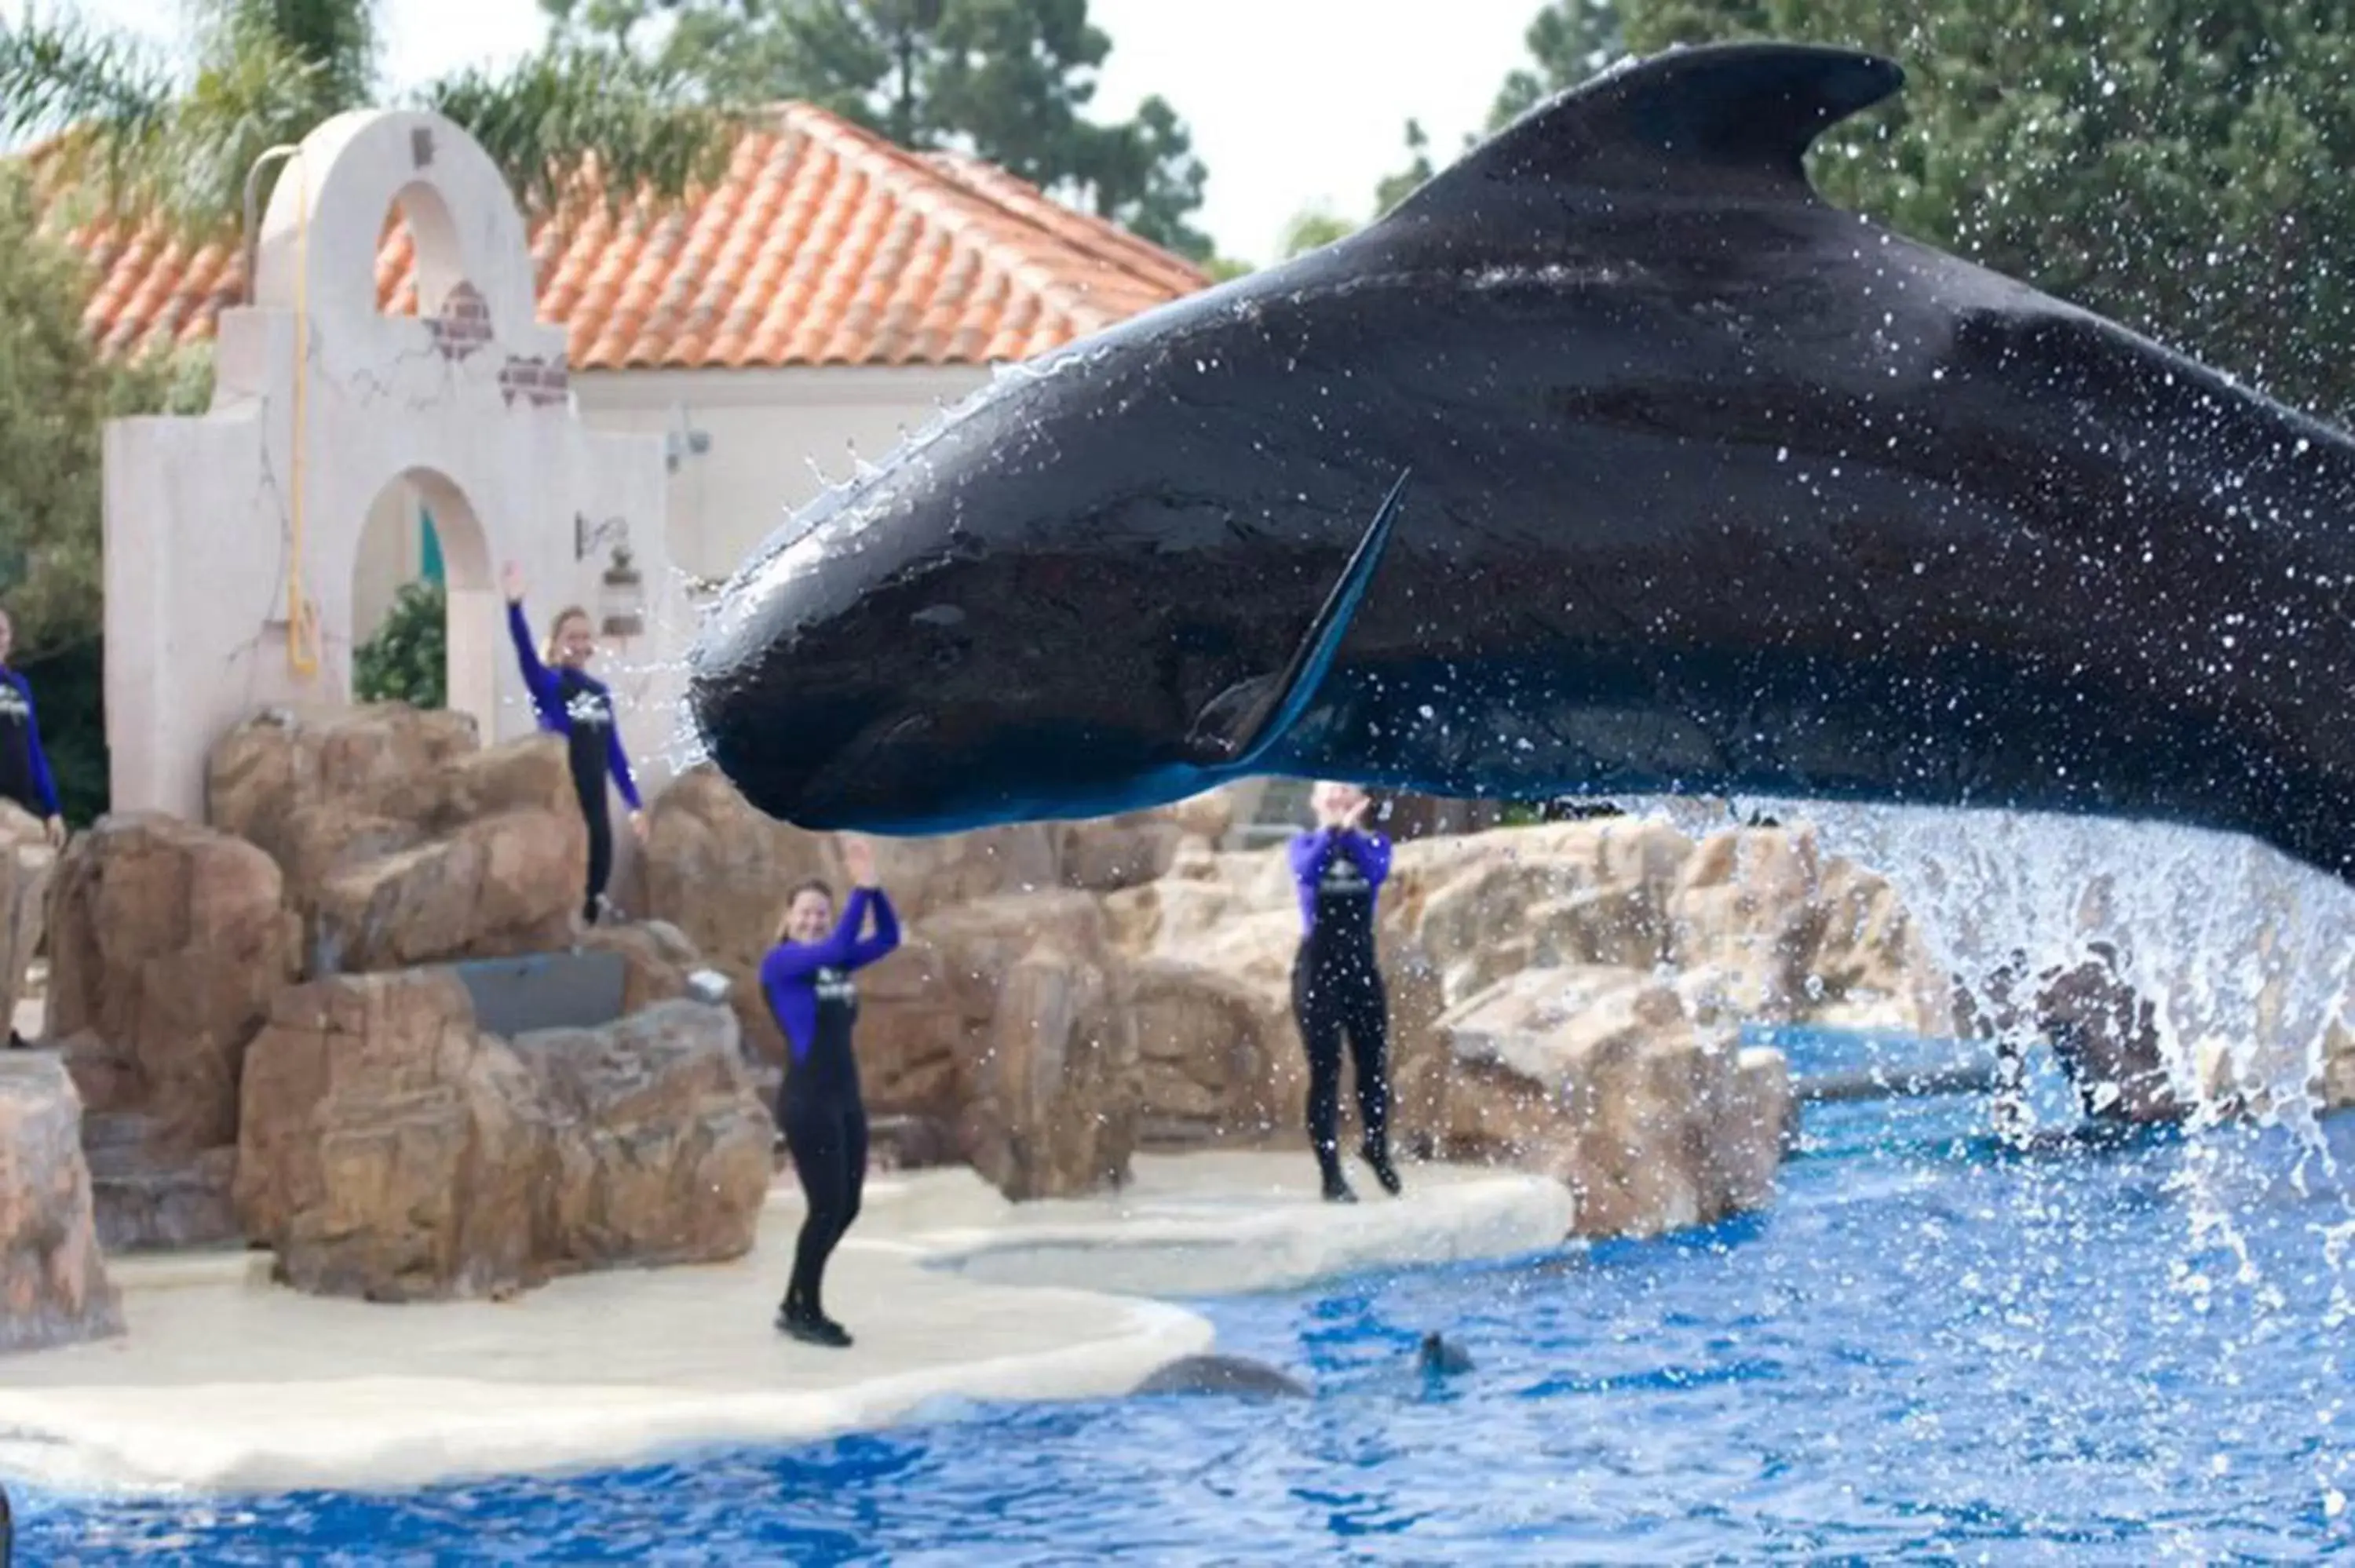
[43,103,1211,369]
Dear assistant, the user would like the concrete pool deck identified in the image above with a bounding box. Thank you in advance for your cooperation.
[0,1153,1573,1494]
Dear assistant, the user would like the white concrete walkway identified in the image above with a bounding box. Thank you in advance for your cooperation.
[0,1153,1572,1494]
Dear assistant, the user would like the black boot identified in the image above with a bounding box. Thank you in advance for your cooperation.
[780,1313,852,1348]
[1361,1141,1402,1197]
[1318,1154,1357,1204]
[776,1297,853,1348]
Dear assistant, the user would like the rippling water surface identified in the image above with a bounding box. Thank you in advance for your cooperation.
[15,1081,2355,1565]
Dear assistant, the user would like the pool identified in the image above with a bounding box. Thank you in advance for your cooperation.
[13,1087,2355,1564]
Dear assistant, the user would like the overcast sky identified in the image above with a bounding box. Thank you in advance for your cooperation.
[9,0,1543,264]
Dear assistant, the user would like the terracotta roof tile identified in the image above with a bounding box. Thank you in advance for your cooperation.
[37,103,1210,369]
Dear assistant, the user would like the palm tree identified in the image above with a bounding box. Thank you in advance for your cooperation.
[1,0,746,242]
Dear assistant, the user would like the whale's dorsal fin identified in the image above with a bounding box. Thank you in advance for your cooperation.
[1387,41,1902,217]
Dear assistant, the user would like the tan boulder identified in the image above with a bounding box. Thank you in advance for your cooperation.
[641,762,1063,951]
[80,1111,241,1253]
[875,825,1062,917]
[206,702,480,869]
[206,706,587,974]
[1440,967,1789,1238]
[2032,948,2185,1123]
[1057,811,1187,892]
[906,892,1140,1199]
[234,970,549,1301]
[965,939,1135,1198]
[1163,786,1241,846]
[509,999,774,1270]
[1370,817,1948,1037]
[1664,827,1826,1023]
[1806,855,1959,1034]
[1128,957,1297,1147]
[2318,1013,2355,1114]
[310,805,583,972]
[0,1053,124,1353]
[49,814,301,1154]
[850,935,968,1122]
[638,764,828,971]
[1955,944,2189,1124]
[236,969,772,1301]
[575,919,703,1014]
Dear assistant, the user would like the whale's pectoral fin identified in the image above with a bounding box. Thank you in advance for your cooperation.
[1179,467,1411,772]
[1384,41,1903,214]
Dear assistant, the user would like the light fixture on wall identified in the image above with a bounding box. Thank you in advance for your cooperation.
[665,423,713,473]
[599,545,645,640]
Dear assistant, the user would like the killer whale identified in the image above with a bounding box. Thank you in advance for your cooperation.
[1131,1353,1312,1398]
[687,39,2355,888]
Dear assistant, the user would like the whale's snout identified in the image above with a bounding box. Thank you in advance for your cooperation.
[685,655,882,827]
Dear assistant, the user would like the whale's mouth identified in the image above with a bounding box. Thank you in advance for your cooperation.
[786,712,940,822]
[791,707,1203,835]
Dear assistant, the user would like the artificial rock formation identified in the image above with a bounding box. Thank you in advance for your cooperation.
[47,814,298,1150]
[0,1053,124,1353]
[1086,815,1938,1234]
[636,764,1229,1157]
[206,706,586,973]
[1441,968,1791,1237]
[507,1000,776,1270]
[45,814,299,1249]
[918,892,1140,1199]
[637,770,1942,1234]
[834,891,1142,1199]
[233,969,772,1301]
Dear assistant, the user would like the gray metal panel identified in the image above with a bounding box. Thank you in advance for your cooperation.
[450,950,630,1038]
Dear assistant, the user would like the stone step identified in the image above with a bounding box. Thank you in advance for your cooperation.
[89,1147,241,1254]
[80,1109,165,1154]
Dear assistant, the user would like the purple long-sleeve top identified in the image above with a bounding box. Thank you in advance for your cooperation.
[0,668,60,818]
[1288,826,1393,934]
[506,600,641,810]
[760,887,902,1063]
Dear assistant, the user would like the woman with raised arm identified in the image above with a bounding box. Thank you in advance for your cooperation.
[761,833,901,1347]
[1288,780,1402,1203]
[501,562,645,925]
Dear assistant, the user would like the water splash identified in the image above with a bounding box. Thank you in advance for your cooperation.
[1659,793,2355,1514]
[1717,799,2355,1125]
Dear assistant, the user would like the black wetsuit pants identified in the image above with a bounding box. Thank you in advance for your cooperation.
[780,1086,868,1320]
[576,777,612,924]
[1291,950,1391,1174]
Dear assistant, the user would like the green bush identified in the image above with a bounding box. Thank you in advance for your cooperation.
[352,580,447,710]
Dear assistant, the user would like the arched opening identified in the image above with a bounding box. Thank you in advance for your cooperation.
[349,467,497,738]
[373,178,499,352]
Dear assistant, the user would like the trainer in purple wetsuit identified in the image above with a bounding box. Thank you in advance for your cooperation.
[761,833,901,1348]
[501,563,644,924]
[1287,779,1402,1203]
[0,609,64,851]
[0,607,60,1053]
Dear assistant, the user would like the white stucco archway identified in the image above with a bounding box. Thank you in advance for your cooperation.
[104,109,681,820]
[348,465,498,725]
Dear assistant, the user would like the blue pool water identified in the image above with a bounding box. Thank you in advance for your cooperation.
[14,1085,2355,1564]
